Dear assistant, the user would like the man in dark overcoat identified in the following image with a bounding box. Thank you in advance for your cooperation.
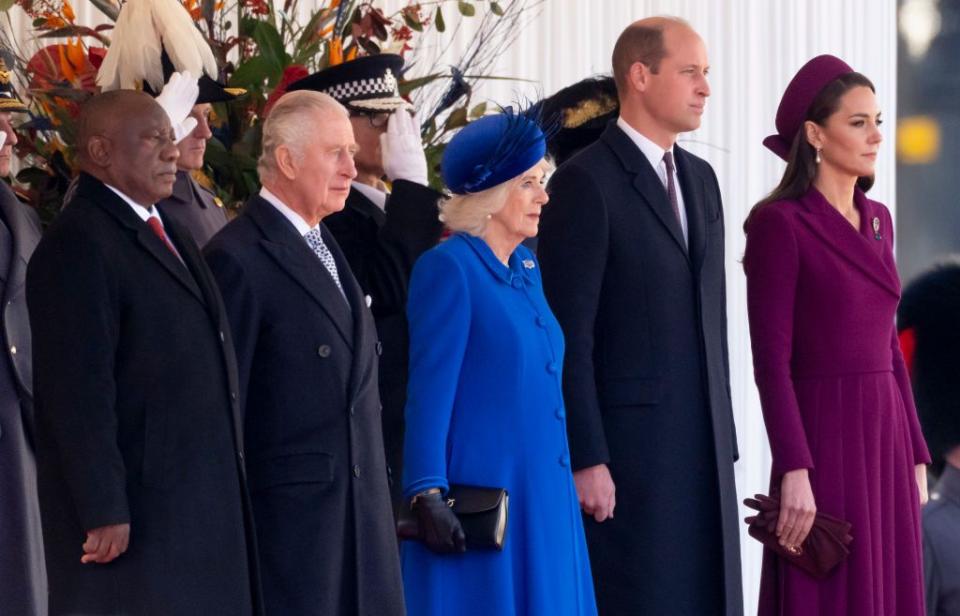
[0,61,46,616]
[204,90,404,615]
[26,90,259,615]
[288,55,443,504]
[537,17,743,615]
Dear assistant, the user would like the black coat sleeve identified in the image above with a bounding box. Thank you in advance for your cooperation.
[325,180,443,320]
[537,163,611,471]
[26,228,129,531]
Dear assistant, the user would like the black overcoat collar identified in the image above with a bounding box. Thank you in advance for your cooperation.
[244,195,356,350]
[601,123,710,272]
[75,172,205,303]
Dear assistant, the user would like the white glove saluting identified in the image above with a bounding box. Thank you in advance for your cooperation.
[380,109,428,186]
[154,71,199,145]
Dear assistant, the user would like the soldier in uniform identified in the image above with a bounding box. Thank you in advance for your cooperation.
[288,55,444,506]
[0,55,47,616]
[157,71,245,247]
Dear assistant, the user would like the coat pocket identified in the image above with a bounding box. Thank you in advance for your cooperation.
[247,452,334,492]
[600,376,661,408]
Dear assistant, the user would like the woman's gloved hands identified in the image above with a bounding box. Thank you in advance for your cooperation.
[413,491,466,554]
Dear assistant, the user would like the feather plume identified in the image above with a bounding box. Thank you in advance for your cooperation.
[97,0,217,92]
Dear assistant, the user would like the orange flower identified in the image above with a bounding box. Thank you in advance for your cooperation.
[57,43,76,83]
[345,45,357,62]
[62,0,75,22]
[66,37,85,71]
[328,37,343,66]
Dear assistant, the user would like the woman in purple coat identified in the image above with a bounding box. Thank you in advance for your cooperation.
[743,55,931,615]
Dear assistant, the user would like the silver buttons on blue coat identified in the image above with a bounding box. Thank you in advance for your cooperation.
[555,407,565,420]
[546,362,558,374]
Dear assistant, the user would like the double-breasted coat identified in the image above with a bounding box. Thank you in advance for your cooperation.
[324,180,443,505]
[204,195,404,616]
[26,173,259,615]
[0,181,46,616]
[537,123,743,615]
[157,170,228,247]
[744,187,930,616]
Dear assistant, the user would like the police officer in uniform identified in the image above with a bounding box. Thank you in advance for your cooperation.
[289,55,444,506]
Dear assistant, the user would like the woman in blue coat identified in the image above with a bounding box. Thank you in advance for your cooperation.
[401,111,597,616]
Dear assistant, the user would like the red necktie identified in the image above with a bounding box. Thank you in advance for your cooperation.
[146,216,179,257]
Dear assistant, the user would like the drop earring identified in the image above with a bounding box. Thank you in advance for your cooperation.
[815,148,822,164]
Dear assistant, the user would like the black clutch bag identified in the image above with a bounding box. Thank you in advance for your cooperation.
[397,484,509,551]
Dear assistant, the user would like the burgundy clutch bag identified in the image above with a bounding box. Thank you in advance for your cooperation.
[743,493,853,579]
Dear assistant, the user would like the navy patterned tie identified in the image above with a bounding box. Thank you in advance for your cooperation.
[304,227,346,298]
[662,151,683,232]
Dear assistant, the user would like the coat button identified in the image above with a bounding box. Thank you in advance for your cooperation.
[511,278,523,289]
[9,345,15,355]
[349,405,356,417]
[375,341,383,356]
[317,345,331,358]
[555,407,565,420]
[559,454,570,467]
[535,316,546,328]
[546,362,558,374]
[219,331,225,343]
[353,464,361,477]
[238,450,245,463]
[230,392,238,401]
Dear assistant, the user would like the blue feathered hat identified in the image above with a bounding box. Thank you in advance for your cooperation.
[441,108,549,194]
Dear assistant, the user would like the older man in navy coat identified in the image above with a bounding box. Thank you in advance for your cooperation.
[204,90,403,615]
[538,17,742,615]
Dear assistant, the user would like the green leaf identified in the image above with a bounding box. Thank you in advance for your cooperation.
[444,106,468,130]
[228,55,273,89]
[469,102,487,119]
[434,7,445,32]
[403,11,423,32]
[490,2,504,16]
[457,1,475,17]
[397,72,445,97]
[251,21,289,72]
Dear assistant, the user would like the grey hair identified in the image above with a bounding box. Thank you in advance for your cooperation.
[258,90,348,180]
[439,158,554,236]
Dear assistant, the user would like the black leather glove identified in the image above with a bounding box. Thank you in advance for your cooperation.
[414,491,466,554]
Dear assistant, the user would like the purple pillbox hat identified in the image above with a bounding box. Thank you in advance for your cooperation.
[763,55,854,161]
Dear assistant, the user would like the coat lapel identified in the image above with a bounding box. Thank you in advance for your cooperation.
[246,196,355,349]
[602,124,689,261]
[795,187,900,298]
[326,224,372,398]
[674,146,708,273]
[78,173,205,303]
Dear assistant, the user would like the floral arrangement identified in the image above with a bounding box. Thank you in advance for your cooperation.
[0,0,541,222]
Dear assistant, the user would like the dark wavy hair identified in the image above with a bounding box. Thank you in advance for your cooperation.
[744,72,876,232]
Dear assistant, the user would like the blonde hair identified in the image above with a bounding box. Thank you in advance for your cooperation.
[439,158,554,236]
[258,90,348,180]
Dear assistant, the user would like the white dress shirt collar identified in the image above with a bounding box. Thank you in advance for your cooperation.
[105,184,161,224]
[351,180,387,211]
[259,186,315,236]
[616,116,689,244]
[616,116,674,171]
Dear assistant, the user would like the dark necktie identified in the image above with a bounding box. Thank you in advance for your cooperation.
[146,216,180,258]
[662,151,683,233]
